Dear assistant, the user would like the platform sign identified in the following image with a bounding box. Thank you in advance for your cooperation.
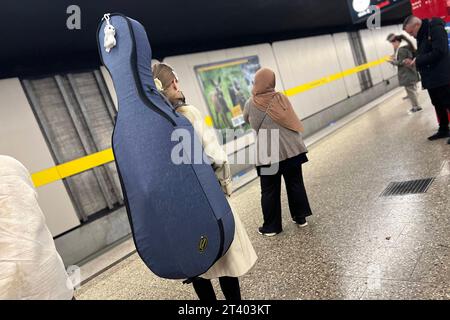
[348,0,409,23]
[194,56,260,133]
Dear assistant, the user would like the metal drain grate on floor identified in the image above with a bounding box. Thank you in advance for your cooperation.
[380,178,435,197]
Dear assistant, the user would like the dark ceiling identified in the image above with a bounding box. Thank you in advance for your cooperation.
[1,0,412,78]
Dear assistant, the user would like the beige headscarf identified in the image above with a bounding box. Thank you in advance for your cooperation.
[252,68,303,132]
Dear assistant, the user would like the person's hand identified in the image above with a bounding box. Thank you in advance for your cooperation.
[403,58,416,67]
[403,58,412,66]
[386,56,394,62]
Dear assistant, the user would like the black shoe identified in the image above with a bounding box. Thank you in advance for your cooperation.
[292,217,308,227]
[258,227,281,237]
[428,131,450,141]
[448,138,450,145]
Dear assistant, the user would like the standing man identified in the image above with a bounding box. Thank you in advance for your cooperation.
[403,15,450,144]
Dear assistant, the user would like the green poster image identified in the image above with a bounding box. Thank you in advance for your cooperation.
[194,56,261,132]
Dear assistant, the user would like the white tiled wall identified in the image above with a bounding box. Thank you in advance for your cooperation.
[272,34,350,119]
[360,28,385,85]
[332,32,363,97]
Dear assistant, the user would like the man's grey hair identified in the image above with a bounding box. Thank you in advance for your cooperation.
[403,15,421,30]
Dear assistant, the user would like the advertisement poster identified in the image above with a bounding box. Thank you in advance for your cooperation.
[194,56,261,134]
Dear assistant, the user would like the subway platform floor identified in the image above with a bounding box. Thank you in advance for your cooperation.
[75,89,450,300]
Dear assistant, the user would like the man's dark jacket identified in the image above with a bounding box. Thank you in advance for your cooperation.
[416,18,450,89]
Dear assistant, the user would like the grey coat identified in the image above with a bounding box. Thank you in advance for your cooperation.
[389,46,420,87]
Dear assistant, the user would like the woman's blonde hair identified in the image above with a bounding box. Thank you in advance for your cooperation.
[152,63,178,92]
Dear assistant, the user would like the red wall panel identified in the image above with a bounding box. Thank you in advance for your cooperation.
[410,0,449,21]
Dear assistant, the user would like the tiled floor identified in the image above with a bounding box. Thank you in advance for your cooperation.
[75,89,450,300]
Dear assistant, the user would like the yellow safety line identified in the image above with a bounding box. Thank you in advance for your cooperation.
[32,149,114,187]
[31,56,389,188]
[284,56,389,97]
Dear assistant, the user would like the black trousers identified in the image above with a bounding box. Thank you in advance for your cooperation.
[192,277,241,301]
[257,155,312,233]
[428,84,450,131]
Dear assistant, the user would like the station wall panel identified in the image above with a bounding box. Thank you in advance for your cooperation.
[0,78,80,236]
[332,32,363,97]
[272,34,349,119]
[359,28,385,85]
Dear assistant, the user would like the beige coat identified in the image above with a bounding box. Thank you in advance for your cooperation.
[0,156,74,299]
[177,105,257,279]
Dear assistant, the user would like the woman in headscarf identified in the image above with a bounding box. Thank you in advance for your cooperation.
[0,155,74,300]
[152,63,257,301]
[244,68,312,237]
